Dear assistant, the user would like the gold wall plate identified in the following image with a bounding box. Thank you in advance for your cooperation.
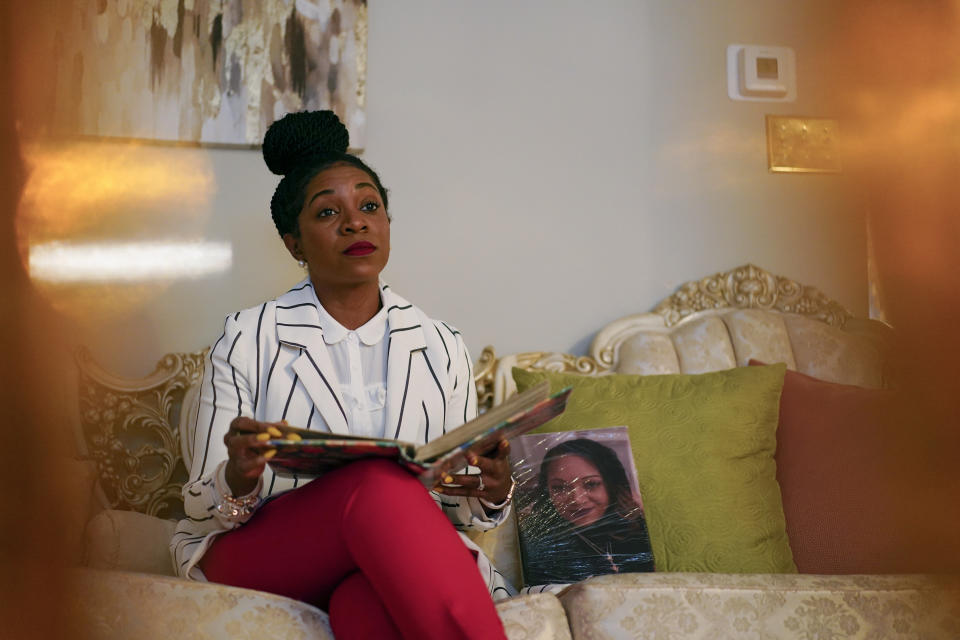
[766,115,841,173]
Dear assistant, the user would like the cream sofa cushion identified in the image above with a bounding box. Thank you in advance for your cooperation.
[723,309,797,368]
[68,568,335,639]
[783,314,883,387]
[559,573,960,640]
[580,264,890,391]
[671,316,737,373]
[497,592,573,640]
[68,568,569,639]
[84,510,177,576]
[467,509,523,591]
[617,333,680,375]
[608,309,884,388]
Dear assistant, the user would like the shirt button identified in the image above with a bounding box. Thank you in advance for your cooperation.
[348,332,358,343]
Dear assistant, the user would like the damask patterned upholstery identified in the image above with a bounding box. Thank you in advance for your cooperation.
[497,592,573,640]
[487,264,890,405]
[559,573,960,640]
[614,309,884,388]
[69,568,336,640]
[596,264,888,389]
[67,568,571,640]
[783,314,884,387]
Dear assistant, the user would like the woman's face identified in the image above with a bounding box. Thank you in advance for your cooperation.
[283,163,390,289]
[545,454,610,527]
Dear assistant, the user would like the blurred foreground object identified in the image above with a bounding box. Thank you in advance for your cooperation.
[829,0,960,566]
[0,4,85,639]
[832,0,960,426]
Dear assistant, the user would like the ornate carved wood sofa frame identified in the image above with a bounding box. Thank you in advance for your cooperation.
[72,264,960,640]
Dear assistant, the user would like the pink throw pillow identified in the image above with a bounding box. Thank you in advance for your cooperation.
[751,360,960,574]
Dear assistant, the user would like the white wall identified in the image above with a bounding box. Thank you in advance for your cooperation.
[33,0,866,375]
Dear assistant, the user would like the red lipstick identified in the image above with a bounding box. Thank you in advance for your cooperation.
[344,241,375,256]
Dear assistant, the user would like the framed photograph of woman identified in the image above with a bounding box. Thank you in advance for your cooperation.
[510,426,655,587]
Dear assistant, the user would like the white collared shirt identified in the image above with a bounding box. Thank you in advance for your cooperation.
[310,288,390,439]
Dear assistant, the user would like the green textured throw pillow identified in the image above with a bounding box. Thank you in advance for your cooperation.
[513,364,796,573]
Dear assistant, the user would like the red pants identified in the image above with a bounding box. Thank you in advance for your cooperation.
[199,459,507,640]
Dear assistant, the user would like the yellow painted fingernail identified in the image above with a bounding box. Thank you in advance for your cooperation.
[263,449,277,459]
[256,432,271,442]
[443,474,454,484]
[286,432,302,442]
[267,426,282,437]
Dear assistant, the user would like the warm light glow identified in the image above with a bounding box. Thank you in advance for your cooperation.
[13,141,220,317]
[28,241,232,283]
[16,141,215,249]
[842,87,960,162]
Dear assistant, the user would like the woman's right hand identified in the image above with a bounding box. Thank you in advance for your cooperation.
[222,416,282,496]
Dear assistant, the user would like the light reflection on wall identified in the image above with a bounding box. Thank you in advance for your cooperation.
[29,241,232,282]
[18,142,214,240]
[16,141,220,319]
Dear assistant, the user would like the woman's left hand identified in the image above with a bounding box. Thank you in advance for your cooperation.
[438,439,513,504]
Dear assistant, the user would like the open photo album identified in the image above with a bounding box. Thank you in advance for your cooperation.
[264,381,572,488]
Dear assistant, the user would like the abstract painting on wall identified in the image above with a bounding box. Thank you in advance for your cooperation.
[23,0,367,148]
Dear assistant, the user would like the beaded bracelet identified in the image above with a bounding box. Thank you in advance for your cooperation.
[215,492,260,518]
[213,461,262,518]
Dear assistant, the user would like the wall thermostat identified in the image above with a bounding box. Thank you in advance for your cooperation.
[727,44,796,102]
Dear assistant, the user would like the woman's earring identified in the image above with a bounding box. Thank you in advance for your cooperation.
[297,259,306,268]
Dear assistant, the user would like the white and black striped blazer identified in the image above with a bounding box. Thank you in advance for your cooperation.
[171,279,511,592]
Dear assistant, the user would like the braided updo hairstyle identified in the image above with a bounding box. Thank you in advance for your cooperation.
[263,110,389,237]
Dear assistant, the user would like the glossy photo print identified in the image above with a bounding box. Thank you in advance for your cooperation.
[20,0,367,147]
[510,427,655,588]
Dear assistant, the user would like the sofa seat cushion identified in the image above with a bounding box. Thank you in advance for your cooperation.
[559,573,960,640]
[513,364,795,574]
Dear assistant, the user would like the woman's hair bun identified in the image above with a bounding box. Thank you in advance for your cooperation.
[262,110,350,176]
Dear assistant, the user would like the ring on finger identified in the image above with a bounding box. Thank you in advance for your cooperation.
[477,474,485,492]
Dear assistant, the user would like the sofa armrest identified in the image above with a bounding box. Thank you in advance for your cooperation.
[83,509,177,576]
[68,568,571,640]
[68,568,334,638]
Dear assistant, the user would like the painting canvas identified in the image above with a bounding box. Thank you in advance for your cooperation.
[28,0,367,147]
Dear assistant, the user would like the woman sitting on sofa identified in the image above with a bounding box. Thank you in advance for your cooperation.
[170,110,515,640]
[521,438,655,586]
